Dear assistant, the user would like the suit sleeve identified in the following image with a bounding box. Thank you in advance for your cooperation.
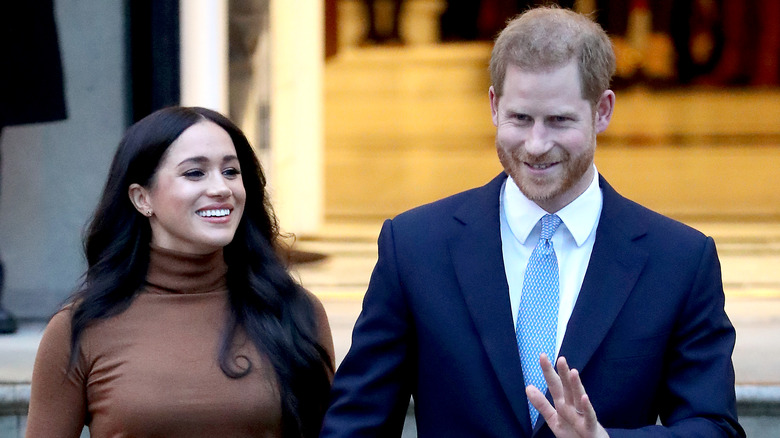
[607,237,745,438]
[321,219,414,437]
[25,310,88,438]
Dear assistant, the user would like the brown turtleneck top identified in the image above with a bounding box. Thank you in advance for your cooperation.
[26,246,334,438]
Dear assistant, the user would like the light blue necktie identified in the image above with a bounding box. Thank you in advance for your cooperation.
[517,213,563,426]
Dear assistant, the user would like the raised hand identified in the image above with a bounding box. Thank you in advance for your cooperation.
[526,354,609,438]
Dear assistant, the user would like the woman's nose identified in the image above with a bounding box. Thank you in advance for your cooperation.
[207,175,232,197]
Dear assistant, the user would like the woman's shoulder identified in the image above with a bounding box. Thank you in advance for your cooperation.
[300,288,329,330]
[300,287,334,367]
[45,305,75,338]
[35,306,77,369]
[300,286,324,308]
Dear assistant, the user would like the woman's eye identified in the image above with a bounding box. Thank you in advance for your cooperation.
[183,169,205,179]
[223,168,241,178]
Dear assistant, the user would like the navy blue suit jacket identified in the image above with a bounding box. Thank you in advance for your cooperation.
[321,173,744,437]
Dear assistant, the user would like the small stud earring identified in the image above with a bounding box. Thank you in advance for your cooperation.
[146,210,152,217]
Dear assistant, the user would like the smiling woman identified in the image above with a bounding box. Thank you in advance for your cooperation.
[25,107,334,438]
[128,120,247,255]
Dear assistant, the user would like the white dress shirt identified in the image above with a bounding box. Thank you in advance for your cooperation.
[499,167,603,357]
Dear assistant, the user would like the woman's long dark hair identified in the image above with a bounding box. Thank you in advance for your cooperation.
[68,106,332,438]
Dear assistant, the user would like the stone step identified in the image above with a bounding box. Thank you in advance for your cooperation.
[2,382,778,437]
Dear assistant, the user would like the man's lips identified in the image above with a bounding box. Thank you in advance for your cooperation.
[525,162,558,170]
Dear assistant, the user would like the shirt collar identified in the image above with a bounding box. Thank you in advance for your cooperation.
[501,166,603,246]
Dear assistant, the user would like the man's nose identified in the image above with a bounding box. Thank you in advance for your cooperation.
[525,122,552,155]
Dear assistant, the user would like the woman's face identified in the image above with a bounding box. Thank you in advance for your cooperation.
[130,121,247,254]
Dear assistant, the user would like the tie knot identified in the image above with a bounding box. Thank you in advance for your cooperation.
[539,214,562,240]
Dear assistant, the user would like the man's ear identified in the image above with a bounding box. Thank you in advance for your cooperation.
[594,90,615,134]
[489,86,499,127]
[128,183,153,216]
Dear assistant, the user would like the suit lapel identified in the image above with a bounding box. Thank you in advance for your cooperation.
[558,176,649,373]
[448,174,534,435]
[446,174,648,435]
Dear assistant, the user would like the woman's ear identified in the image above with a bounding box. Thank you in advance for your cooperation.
[128,183,153,217]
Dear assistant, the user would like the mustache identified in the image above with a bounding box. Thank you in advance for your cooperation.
[508,148,566,164]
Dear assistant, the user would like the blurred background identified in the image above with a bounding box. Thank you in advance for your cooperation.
[0,0,777,335]
[325,0,780,220]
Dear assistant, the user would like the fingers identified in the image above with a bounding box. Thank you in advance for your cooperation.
[555,356,575,407]
[566,368,587,412]
[526,384,556,422]
[532,355,607,437]
[568,371,603,432]
[531,354,563,424]
[540,353,563,397]
[557,359,599,427]
[561,357,589,412]
[579,393,600,428]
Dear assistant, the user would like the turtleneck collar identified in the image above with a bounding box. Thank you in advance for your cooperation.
[145,244,228,294]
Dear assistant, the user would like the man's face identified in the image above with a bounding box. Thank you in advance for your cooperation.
[489,61,613,212]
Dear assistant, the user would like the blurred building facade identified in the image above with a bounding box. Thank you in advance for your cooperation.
[1,0,779,320]
[0,0,323,320]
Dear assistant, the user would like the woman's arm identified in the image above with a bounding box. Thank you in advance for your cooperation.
[25,310,87,438]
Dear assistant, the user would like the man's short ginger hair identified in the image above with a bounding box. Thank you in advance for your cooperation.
[489,6,616,106]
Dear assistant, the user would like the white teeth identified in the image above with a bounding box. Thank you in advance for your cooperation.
[197,209,230,217]
[530,163,552,169]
